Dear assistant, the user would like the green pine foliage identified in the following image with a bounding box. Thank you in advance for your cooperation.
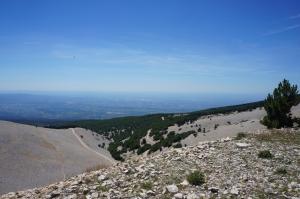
[262,79,299,128]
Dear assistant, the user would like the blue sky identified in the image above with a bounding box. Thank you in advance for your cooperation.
[0,0,299,95]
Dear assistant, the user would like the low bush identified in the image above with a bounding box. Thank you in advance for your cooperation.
[141,181,153,190]
[258,150,273,159]
[214,124,219,130]
[141,138,147,145]
[96,185,109,192]
[187,170,205,186]
[235,132,247,140]
[173,143,182,148]
[275,167,287,175]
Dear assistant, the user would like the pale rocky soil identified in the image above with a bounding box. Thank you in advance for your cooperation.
[0,122,113,195]
[2,129,299,199]
[169,104,300,146]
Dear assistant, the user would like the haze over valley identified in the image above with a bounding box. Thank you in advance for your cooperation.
[0,92,263,124]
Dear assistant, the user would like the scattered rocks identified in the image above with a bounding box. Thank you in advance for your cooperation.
[166,184,178,193]
[97,174,107,182]
[174,193,183,199]
[180,180,189,186]
[230,187,239,195]
[186,193,200,199]
[236,142,251,148]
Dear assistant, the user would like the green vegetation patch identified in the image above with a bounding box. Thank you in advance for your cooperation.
[275,167,288,175]
[187,170,205,186]
[258,150,273,159]
[173,143,183,148]
[96,185,109,192]
[235,132,247,140]
[140,181,153,190]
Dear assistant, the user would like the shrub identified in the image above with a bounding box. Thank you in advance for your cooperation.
[141,181,153,190]
[187,170,205,186]
[96,185,109,192]
[173,143,182,148]
[262,79,299,129]
[275,167,287,175]
[193,131,197,137]
[137,144,151,155]
[214,124,219,130]
[235,132,247,140]
[153,133,163,141]
[258,150,273,159]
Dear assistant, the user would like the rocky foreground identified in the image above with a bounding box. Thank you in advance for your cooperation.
[1,130,300,199]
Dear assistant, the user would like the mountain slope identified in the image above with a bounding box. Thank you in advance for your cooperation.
[0,121,114,195]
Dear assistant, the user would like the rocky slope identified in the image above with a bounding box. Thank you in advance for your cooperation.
[2,129,299,199]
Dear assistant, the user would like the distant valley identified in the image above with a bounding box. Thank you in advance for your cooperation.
[0,93,263,125]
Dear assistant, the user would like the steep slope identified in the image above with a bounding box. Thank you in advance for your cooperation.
[2,129,299,198]
[0,121,114,195]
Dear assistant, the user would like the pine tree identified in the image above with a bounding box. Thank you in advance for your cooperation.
[262,79,299,128]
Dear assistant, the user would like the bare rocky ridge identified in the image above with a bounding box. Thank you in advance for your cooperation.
[2,129,299,199]
[0,122,113,195]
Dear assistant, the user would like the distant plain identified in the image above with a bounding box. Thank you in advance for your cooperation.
[0,92,264,125]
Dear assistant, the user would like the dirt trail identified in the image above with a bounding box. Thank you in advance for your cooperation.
[71,128,116,165]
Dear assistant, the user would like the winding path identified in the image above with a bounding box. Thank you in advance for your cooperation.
[71,128,116,165]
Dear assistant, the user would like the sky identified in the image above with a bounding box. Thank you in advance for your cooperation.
[0,0,299,96]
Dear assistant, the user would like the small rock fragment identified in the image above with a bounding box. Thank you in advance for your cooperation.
[166,184,178,193]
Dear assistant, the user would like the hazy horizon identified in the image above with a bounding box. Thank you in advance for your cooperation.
[0,91,264,123]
